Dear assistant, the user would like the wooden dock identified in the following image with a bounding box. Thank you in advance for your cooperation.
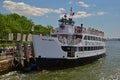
[13,41,36,71]
[0,58,14,75]
[0,41,36,75]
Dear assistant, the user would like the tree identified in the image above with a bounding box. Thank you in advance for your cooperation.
[0,13,53,40]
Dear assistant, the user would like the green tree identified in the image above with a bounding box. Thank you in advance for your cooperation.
[0,13,53,40]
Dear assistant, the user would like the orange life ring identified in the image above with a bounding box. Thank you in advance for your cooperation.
[77,28,82,33]
[60,25,65,29]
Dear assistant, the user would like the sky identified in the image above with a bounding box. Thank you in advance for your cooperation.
[0,0,120,38]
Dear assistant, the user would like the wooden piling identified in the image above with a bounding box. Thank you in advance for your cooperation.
[16,41,24,67]
[23,42,29,63]
[13,41,37,71]
[30,41,36,63]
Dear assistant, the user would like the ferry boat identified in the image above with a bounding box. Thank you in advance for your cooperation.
[32,11,106,69]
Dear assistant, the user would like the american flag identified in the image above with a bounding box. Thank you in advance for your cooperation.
[70,7,75,16]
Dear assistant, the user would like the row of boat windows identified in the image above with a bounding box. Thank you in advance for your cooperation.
[84,36,105,41]
[62,46,104,52]
[51,35,105,41]
[78,46,104,51]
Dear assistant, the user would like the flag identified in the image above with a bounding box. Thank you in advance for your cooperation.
[70,12,75,16]
[70,7,75,16]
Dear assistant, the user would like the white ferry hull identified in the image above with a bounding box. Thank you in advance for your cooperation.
[32,35,106,69]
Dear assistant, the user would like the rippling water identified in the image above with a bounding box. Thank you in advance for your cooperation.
[0,41,120,80]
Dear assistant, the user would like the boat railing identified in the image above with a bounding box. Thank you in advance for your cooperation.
[75,27,104,37]
[51,27,104,37]
[58,36,81,45]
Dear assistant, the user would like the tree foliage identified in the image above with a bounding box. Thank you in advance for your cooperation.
[34,25,53,35]
[0,13,53,39]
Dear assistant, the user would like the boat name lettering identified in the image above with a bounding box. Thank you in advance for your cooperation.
[42,38,54,41]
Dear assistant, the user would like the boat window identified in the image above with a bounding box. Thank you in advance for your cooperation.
[88,47,91,51]
[93,47,95,50]
[91,36,94,40]
[84,36,92,40]
[79,47,83,51]
[51,35,57,37]
[84,36,87,40]
[98,37,100,41]
[91,47,94,50]
[61,46,77,52]
[84,47,87,51]
[86,36,90,40]
[78,46,104,51]
[93,37,95,40]
[96,37,98,41]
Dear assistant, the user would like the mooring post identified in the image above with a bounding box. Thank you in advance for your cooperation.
[30,41,36,63]
[16,41,24,67]
[23,42,29,63]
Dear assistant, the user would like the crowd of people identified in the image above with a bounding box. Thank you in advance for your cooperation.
[0,47,16,56]
[0,46,32,59]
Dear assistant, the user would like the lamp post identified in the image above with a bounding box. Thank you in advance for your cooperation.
[31,25,34,34]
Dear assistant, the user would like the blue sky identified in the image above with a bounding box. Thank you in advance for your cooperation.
[0,0,120,38]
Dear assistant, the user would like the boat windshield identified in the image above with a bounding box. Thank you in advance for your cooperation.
[58,35,82,45]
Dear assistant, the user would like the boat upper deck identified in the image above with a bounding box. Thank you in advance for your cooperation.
[51,25,104,37]
[51,13,104,37]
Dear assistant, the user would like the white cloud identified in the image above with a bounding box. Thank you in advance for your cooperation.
[60,11,94,19]
[3,0,65,16]
[74,11,94,18]
[97,12,107,15]
[78,1,89,8]
[4,0,11,1]
[59,10,108,19]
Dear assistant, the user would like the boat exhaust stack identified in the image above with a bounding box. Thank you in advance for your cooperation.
[81,24,83,28]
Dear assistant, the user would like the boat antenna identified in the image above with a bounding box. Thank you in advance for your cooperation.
[70,7,75,17]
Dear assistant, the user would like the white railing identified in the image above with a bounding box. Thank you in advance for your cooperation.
[74,27,104,37]
[51,27,104,37]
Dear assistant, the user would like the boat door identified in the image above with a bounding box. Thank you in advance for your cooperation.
[67,46,76,57]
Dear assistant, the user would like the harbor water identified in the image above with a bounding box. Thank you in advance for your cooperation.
[0,41,120,80]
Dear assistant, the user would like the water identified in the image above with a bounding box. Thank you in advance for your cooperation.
[0,41,120,80]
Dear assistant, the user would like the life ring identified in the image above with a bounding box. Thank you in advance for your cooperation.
[60,25,65,29]
[77,28,82,33]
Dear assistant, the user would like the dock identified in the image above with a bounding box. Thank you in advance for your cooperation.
[0,56,14,75]
[0,41,36,75]
[12,41,36,71]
